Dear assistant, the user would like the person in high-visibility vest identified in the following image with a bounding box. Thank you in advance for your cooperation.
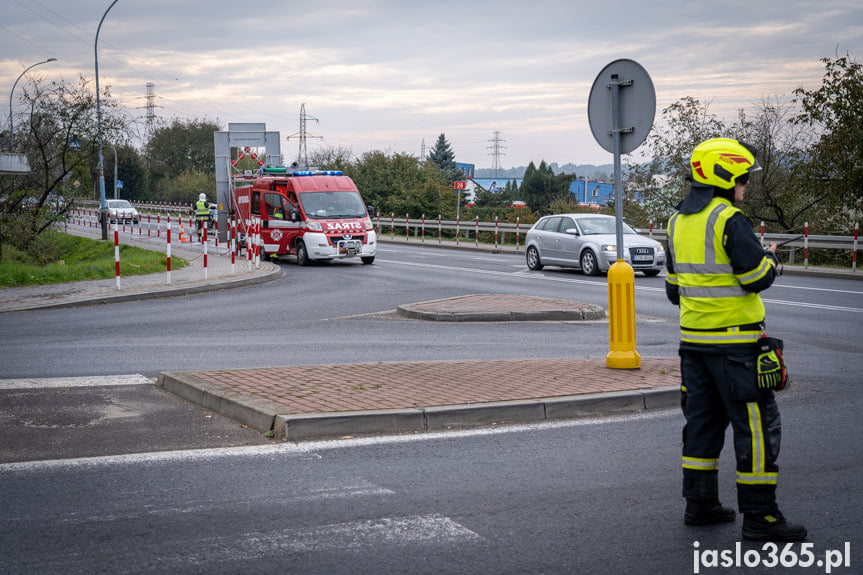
[666,138,806,542]
[195,193,209,239]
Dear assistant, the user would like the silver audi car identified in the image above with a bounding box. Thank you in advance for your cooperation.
[525,213,665,276]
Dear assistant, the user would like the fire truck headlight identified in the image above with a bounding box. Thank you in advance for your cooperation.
[364,218,373,230]
[307,221,323,232]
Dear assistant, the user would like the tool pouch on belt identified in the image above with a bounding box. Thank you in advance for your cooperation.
[755,337,788,391]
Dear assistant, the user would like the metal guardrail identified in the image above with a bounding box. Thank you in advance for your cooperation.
[375,215,859,252]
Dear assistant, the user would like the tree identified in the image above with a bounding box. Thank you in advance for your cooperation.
[630,97,727,223]
[427,133,462,181]
[105,144,147,202]
[730,98,817,232]
[519,161,576,214]
[792,54,863,228]
[308,145,353,172]
[345,150,454,218]
[145,117,221,203]
[0,75,131,261]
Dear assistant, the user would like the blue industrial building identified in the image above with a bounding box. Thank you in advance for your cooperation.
[569,180,615,205]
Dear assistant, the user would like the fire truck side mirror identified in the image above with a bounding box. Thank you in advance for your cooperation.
[290,207,300,222]
[366,205,375,217]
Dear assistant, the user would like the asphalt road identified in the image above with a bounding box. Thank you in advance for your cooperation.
[1,243,859,381]
[0,243,861,573]
[1,382,859,574]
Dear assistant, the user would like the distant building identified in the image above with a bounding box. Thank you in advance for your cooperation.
[569,179,614,205]
[456,162,475,179]
[568,179,646,206]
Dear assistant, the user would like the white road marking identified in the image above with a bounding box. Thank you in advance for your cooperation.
[0,409,673,473]
[0,374,153,390]
[378,259,863,313]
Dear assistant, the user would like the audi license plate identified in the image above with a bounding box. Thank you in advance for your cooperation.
[338,240,361,256]
[632,254,653,262]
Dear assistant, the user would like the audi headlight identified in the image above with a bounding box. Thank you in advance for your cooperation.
[602,244,616,252]
[655,244,665,252]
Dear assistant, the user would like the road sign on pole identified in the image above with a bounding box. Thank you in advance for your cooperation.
[588,59,656,370]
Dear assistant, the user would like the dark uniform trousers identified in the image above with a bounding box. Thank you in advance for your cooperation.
[680,348,781,514]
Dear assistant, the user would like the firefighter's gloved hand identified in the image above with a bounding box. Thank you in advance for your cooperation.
[756,338,788,391]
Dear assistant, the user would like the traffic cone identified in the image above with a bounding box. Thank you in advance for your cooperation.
[179,220,188,243]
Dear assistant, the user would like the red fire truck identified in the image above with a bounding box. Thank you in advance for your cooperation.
[232,167,376,265]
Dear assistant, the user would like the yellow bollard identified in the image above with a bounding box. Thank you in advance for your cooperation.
[606,259,641,369]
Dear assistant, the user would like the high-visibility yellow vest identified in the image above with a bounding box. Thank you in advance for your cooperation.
[667,197,774,345]
[196,200,209,218]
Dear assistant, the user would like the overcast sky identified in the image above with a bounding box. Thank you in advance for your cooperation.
[2,0,860,169]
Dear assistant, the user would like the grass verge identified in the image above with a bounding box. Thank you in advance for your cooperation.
[0,232,188,287]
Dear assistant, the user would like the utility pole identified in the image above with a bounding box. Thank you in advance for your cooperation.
[287,103,321,166]
[487,130,506,179]
[420,139,427,162]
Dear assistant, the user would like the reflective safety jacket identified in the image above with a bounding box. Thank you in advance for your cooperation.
[666,191,777,347]
[195,199,209,219]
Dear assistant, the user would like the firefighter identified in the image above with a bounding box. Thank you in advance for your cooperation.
[195,193,209,239]
[666,138,806,542]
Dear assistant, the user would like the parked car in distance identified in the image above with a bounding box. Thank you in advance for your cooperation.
[524,213,665,276]
[98,199,140,224]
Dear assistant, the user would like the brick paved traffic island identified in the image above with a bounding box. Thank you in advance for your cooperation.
[158,357,680,441]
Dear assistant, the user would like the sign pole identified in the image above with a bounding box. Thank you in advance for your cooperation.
[588,59,655,370]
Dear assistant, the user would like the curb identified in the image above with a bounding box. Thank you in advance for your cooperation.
[157,371,679,441]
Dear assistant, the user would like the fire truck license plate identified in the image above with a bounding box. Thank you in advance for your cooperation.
[339,240,361,255]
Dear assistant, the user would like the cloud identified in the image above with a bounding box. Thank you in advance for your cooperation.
[1,0,861,167]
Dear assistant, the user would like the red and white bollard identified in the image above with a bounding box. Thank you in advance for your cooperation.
[421,214,425,243]
[203,226,208,280]
[114,224,121,291]
[231,218,237,275]
[405,214,410,241]
[494,215,499,249]
[804,222,809,269]
[255,219,261,268]
[760,221,765,247]
[166,227,172,284]
[390,213,395,240]
[438,215,442,244]
[853,223,858,273]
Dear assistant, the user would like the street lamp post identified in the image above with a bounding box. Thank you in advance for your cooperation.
[95,0,120,240]
[8,58,57,151]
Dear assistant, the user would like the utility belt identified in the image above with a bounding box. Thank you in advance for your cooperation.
[680,322,789,392]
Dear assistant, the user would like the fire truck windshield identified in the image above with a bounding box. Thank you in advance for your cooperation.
[299,191,367,219]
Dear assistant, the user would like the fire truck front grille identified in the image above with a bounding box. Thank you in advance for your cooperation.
[329,235,366,245]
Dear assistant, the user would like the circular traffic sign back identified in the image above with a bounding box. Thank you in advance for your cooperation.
[588,59,655,154]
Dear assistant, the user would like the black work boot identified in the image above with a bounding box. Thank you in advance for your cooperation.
[685,498,737,526]
[742,511,807,541]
